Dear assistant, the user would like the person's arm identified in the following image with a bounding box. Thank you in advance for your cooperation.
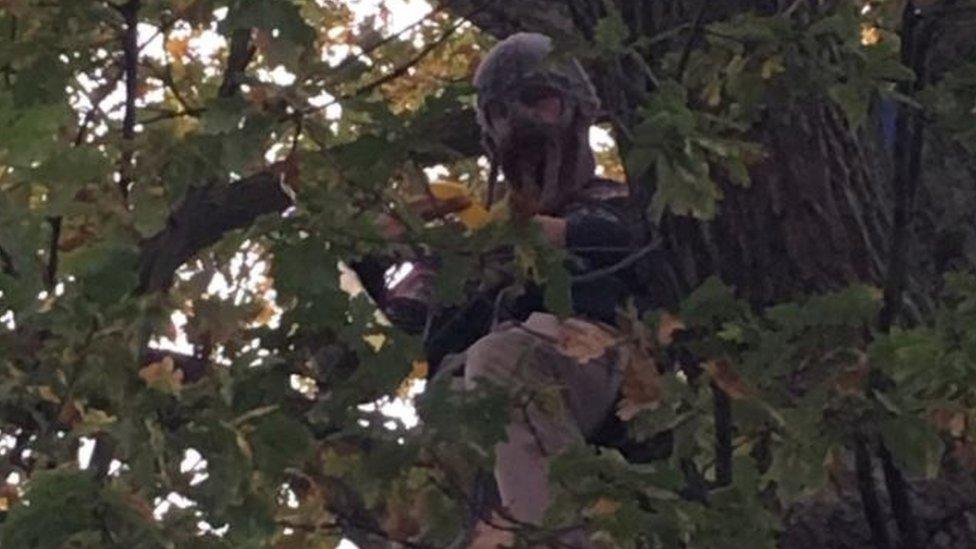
[553,202,636,268]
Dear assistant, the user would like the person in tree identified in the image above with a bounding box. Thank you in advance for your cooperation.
[455,33,654,547]
[363,31,654,547]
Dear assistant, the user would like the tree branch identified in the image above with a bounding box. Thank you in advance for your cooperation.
[137,172,292,293]
[44,216,61,292]
[879,442,920,549]
[118,0,140,199]
[218,28,255,99]
[854,435,893,549]
[0,244,16,277]
[711,381,733,488]
[879,2,939,330]
[305,19,463,115]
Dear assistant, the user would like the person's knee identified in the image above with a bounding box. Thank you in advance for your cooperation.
[464,328,537,388]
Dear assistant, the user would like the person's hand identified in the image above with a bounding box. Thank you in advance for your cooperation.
[533,214,566,247]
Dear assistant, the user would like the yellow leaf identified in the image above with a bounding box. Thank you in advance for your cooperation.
[138,357,184,395]
[251,300,278,327]
[35,385,60,404]
[860,24,881,46]
[761,55,785,79]
[396,360,428,398]
[363,334,385,351]
[585,497,621,517]
[75,408,117,436]
[428,181,490,229]
[703,79,723,107]
[0,485,20,512]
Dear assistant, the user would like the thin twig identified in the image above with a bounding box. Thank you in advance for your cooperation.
[340,3,446,65]
[782,0,806,17]
[73,68,124,146]
[305,21,462,115]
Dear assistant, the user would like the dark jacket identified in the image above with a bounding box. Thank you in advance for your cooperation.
[424,178,653,371]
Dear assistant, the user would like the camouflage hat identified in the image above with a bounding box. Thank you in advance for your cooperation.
[473,33,600,131]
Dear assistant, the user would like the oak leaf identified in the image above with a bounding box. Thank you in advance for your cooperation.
[138,357,184,395]
[556,319,619,363]
[706,359,750,399]
[616,345,662,421]
[656,312,686,346]
[585,497,621,517]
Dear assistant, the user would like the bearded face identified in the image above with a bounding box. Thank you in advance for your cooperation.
[474,33,600,215]
[483,83,567,207]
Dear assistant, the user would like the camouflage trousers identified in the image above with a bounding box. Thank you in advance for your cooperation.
[465,312,622,544]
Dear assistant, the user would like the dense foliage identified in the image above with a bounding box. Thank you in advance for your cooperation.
[0,0,975,547]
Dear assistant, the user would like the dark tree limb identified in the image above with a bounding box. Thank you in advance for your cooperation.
[136,172,292,293]
[855,435,893,549]
[711,381,733,488]
[218,28,255,99]
[879,2,941,330]
[0,244,16,277]
[43,216,61,291]
[879,442,920,549]
[118,0,140,199]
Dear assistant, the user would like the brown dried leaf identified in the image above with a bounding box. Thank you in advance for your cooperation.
[556,319,619,363]
[165,37,190,60]
[138,357,184,395]
[952,440,976,471]
[832,353,870,397]
[585,497,621,517]
[656,312,686,346]
[616,345,662,421]
[706,359,750,399]
[930,407,968,438]
[57,399,82,428]
[0,484,20,512]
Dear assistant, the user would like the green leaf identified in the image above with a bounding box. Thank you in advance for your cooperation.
[828,81,871,130]
[63,241,140,305]
[222,0,315,66]
[880,416,944,478]
[594,3,628,53]
[250,412,312,476]
[200,95,249,135]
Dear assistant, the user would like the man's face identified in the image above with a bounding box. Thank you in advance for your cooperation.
[483,84,568,197]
